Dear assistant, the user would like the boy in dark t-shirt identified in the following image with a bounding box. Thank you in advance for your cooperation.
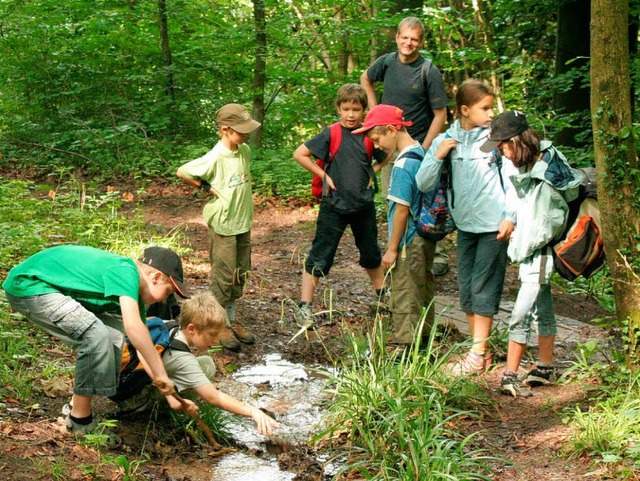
[292,83,389,328]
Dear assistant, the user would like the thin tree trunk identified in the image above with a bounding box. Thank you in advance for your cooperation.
[158,0,175,129]
[251,0,266,148]
[590,0,640,365]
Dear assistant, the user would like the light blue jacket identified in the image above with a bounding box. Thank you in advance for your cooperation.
[415,121,519,233]
[507,141,582,263]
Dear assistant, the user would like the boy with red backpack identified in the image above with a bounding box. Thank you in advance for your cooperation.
[293,83,389,328]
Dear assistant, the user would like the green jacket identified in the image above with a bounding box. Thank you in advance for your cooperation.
[507,141,582,263]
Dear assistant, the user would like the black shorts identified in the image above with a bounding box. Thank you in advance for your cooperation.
[304,201,382,277]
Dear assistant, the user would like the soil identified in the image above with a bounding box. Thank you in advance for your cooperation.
[0,180,618,480]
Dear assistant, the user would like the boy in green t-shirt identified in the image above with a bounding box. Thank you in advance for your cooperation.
[2,245,189,436]
[177,103,260,353]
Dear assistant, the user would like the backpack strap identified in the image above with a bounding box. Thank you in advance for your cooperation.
[421,57,432,92]
[164,320,191,353]
[327,122,343,162]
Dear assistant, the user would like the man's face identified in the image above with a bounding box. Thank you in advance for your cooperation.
[395,26,424,61]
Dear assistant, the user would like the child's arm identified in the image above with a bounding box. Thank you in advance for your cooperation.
[382,204,410,270]
[372,150,393,174]
[119,296,175,397]
[176,167,220,198]
[415,135,456,192]
[136,352,199,415]
[293,143,336,193]
[195,382,280,436]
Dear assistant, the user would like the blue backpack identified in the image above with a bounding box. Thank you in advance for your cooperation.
[110,317,190,402]
[401,150,456,242]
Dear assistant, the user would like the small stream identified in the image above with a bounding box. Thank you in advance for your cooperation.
[209,353,336,481]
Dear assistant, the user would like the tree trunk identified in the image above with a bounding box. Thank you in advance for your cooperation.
[590,0,640,365]
[251,0,266,148]
[157,0,175,129]
[554,0,590,147]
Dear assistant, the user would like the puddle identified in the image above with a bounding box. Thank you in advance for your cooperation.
[210,452,296,481]
[211,353,335,480]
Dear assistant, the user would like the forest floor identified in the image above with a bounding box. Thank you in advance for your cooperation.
[0,181,620,480]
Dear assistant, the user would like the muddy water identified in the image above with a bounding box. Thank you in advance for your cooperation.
[210,353,334,481]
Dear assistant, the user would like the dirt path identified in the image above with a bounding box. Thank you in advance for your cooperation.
[0,183,611,480]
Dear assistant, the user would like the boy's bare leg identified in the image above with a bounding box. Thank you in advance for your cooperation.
[301,271,319,304]
[505,339,527,372]
[538,335,555,365]
[365,265,385,291]
[70,394,92,418]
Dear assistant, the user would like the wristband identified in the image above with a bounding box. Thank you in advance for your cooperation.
[199,181,212,192]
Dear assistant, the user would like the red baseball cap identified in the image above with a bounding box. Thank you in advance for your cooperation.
[352,105,413,134]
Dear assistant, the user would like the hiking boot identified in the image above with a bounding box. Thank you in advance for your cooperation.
[295,302,313,329]
[448,351,486,376]
[225,301,236,323]
[523,365,558,387]
[231,322,255,344]
[501,373,533,398]
[432,261,449,277]
[218,326,241,352]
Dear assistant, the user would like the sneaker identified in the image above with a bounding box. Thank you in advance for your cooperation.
[449,351,485,376]
[432,261,449,277]
[501,373,533,398]
[231,322,255,344]
[523,365,558,387]
[61,402,73,416]
[64,413,98,435]
[295,302,313,329]
[218,326,241,352]
[115,386,156,416]
[373,287,391,313]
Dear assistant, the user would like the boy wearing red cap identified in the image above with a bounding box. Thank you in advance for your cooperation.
[353,105,436,347]
[177,103,260,352]
[2,245,189,435]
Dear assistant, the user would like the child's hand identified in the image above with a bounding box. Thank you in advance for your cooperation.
[496,220,515,241]
[382,249,397,270]
[435,138,457,160]
[250,407,281,436]
[152,377,176,397]
[324,174,337,194]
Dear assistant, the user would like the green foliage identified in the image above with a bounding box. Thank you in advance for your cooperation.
[102,454,149,481]
[552,267,616,314]
[565,370,640,470]
[0,177,183,278]
[315,317,495,480]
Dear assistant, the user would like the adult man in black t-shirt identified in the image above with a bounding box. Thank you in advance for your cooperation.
[360,16,450,275]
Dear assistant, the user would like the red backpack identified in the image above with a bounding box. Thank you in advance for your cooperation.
[311,122,375,198]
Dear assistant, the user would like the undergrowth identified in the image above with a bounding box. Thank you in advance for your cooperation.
[315,316,496,480]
